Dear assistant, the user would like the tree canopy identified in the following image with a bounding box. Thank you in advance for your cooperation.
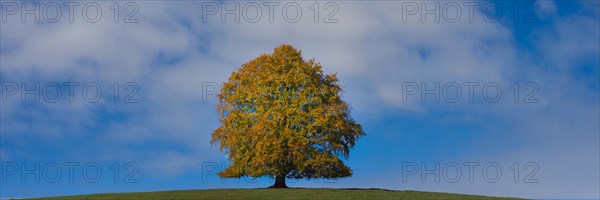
[211,44,365,188]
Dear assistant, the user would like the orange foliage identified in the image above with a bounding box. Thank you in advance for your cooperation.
[211,44,365,181]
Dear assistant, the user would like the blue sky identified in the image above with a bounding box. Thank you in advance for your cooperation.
[0,0,599,199]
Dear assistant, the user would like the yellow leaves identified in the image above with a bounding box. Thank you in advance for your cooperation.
[211,44,365,179]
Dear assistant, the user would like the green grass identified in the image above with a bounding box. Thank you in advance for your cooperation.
[25,188,523,200]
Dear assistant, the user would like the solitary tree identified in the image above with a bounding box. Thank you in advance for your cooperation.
[211,44,365,188]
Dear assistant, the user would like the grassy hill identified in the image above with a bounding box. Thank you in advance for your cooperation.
[26,188,523,200]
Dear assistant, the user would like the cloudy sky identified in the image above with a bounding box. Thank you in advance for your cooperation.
[1,0,599,199]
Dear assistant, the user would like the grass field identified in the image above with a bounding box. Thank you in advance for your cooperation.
[26,188,523,200]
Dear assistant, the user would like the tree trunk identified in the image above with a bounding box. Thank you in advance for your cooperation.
[269,174,288,188]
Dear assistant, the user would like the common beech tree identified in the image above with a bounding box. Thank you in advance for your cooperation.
[211,44,365,188]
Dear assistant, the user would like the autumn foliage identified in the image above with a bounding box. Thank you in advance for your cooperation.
[211,44,365,188]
